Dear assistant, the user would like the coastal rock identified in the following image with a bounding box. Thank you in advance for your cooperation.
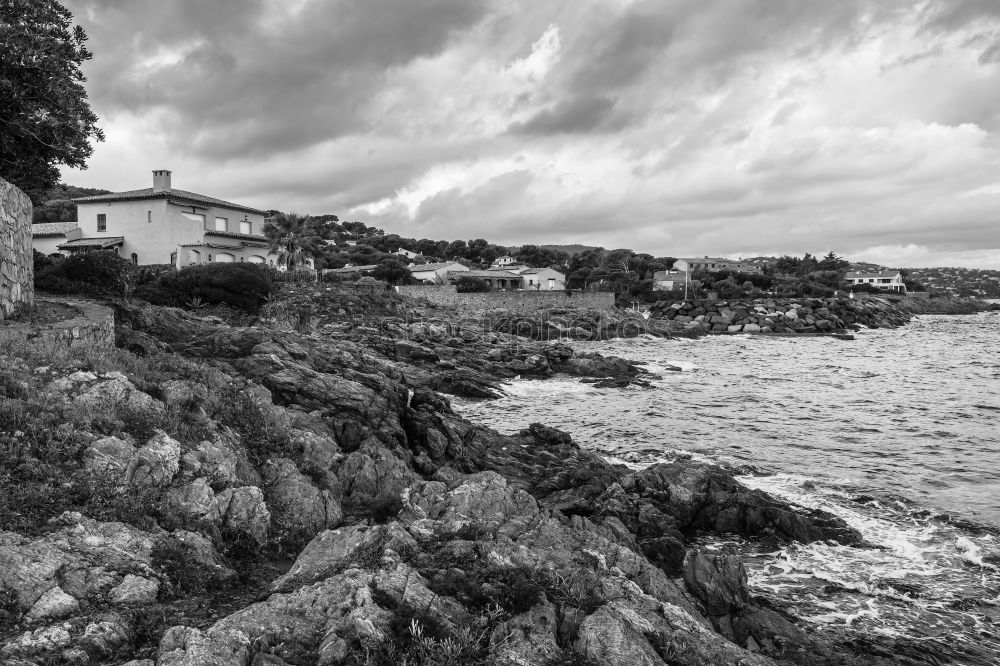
[261,458,342,539]
[127,430,181,488]
[109,574,160,604]
[25,586,79,621]
[82,436,136,478]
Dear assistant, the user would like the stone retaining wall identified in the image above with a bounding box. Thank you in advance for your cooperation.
[0,177,33,318]
[397,285,615,311]
[0,298,115,349]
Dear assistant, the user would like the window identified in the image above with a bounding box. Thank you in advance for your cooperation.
[215,217,228,231]
[131,253,138,265]
[147,210,152,223]
[97,213,106,231]
[240,219,252,234]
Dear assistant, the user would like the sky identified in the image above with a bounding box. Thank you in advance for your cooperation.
[59,0,1000,268]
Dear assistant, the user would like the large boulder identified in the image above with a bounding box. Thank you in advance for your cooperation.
[127,430,181,488]
[261,458,342,541]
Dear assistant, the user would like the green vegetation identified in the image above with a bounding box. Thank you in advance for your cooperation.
[0,0,104,202]
[34,251,137,297]
[134,263,274,312]
[455,276,492,293]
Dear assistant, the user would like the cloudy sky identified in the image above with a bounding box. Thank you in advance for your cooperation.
[60,0,1000,267]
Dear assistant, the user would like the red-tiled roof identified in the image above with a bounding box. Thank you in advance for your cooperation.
[31,222,78,237]
[204,230,268,242]
[57,237,124,249]
[409,262,467,272]
[452,269,521,278]
[845,270,902,279]
[73,188,266,215]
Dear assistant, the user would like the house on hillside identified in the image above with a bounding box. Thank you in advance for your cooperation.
[447,269,522,290]
[673,257,762,274]
[653,270,687,290]
[325,264,378,276]
[488,263,529,274]
[69,170,301,269]
[409,261,469,283]
[519,267,565,290]
[493,255,517,267]
[394,248,420,260]
[31,222,81,257]
[844,270,907,292]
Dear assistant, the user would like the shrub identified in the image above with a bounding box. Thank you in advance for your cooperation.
[34,251,137,297]
[32,249,57,274]
[140,263,274,312]
[455,276,492,293]
[135,263,175,286]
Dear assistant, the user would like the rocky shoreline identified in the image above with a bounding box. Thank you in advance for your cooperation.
[0,284,970,665]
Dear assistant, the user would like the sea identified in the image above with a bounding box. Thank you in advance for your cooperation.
[454,312,1000,665]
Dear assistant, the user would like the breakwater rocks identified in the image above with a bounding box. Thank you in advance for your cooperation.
[650,296,921,334]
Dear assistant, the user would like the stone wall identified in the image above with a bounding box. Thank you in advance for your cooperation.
[0,299,115,350]
[0,177,33,318]
[396,285,615,311]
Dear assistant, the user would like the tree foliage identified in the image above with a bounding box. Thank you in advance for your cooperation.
[0,0,104,202]
[264,212,318,271]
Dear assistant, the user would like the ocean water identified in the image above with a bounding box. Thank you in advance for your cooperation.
[454,313,1000,664]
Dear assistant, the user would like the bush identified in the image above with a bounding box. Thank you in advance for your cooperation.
[34,251,137,297]
[455,276,491,293]
[138,263,274,312]
[32,249,58,274]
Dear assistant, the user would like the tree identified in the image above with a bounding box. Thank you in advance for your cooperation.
[1,0,104,202]
[264,212,317,271]
[372,258,413,285]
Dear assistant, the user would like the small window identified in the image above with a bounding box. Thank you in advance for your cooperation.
[147,210,152,223]
[97,213,106,231]
[215,217,228,231]
[240,220,252,234]
[131,253,138,265]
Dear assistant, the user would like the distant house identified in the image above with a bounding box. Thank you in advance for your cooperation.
[493,255,517,267]
[409,261,469,283]
[673,257,762,274]
[447,269,522,290]
[519,267,565,290]
[31,222,80,257]
[844,270,907,292]
[653,270,687,290]
[394,248,419,260]
[69,170,300,269]
[325,263,379,276]
[487,263,530,275]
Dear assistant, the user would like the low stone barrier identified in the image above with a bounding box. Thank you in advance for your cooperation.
[397,285,614,311]
[0,298,115,349]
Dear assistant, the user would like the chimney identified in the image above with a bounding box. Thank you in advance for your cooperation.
[152,170,172,192]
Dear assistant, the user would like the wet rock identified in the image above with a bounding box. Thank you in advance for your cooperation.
[683,550,749,617]
[128,430,181,488]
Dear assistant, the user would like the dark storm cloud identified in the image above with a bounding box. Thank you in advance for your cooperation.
[67,0,492,157]
[509,95,619,135]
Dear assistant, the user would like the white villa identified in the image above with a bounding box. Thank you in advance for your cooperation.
[63,170,300,269]
[444,266,566,291]
[845,270,907,292]
[409,261,470,283]
[673,257,762,274]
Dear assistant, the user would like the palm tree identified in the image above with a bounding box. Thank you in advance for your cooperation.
[264,212,316,271]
